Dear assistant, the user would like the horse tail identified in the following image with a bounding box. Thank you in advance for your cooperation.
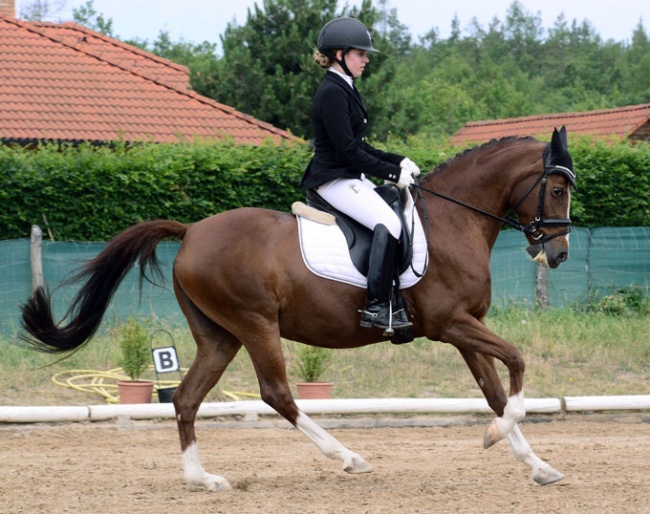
[20,219,188,354]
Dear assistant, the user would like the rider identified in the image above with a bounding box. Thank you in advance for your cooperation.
[300,17,421,332]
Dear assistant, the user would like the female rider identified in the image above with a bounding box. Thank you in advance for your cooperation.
[300,17,421,333]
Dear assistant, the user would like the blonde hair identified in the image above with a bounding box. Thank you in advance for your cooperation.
[313,49,337,70]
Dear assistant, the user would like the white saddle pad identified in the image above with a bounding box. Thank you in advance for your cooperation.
[295,197,428,289]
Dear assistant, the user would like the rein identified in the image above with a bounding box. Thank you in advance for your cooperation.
[412,164,575,245]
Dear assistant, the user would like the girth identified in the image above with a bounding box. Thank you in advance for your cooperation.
[305,184,413,277]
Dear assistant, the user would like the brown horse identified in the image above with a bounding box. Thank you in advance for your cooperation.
[20,127,576,490]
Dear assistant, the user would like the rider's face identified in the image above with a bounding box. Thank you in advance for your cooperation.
[336,49,369,78]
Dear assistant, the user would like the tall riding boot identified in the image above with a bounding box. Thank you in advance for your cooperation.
[359,224,413,333]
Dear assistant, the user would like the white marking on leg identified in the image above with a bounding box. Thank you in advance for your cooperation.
[508,426,564,485]
[497,390,526,434]
[484,390,526,448]
[182,442,231,491]
[295,412,372,473]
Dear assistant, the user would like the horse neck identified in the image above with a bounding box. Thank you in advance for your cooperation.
[420,139,544,243]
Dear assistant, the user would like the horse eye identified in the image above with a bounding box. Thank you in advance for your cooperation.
[552,187,564,197]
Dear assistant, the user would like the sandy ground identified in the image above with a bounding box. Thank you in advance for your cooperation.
[1,413,649,514]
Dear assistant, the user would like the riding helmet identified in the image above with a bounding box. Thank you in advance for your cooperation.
[317,17,379,54]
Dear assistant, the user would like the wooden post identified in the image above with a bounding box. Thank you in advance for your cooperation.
[535,263,548,307]
[30,224,43,292]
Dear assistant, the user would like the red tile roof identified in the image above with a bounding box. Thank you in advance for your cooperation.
[0,16,296,145]
[452,104,650,145]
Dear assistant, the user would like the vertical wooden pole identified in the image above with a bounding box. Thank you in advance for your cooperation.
[30,224,43,292]
[535,263,548,307]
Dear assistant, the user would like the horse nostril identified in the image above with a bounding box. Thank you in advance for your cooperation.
[557,252,567,263]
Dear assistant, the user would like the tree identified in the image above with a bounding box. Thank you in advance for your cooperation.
[72,0,114,37]
[19,0,65,21]
[202,0,387,139]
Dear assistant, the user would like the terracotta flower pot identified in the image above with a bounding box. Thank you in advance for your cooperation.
[117,380,154,404]
[296,382,333,399]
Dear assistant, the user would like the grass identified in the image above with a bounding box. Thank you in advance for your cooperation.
[1,306,649,406]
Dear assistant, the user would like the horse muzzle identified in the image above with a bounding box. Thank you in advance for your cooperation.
[526,239,569,269]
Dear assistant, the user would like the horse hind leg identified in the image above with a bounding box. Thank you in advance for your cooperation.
[173,279,242,492]
[244,331,372,475]
[459,349,564,485]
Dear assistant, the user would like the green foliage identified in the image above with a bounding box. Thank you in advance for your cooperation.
[569,137,650,226]
[118,318,150,381]
[1,134,649,241]
[72,0,114,37]
[294,345,332,383]
[0,140,310,240]
[68,0,650,141]
[581,287,650,316]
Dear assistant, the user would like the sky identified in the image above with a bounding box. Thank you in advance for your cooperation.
[15,0,650,48]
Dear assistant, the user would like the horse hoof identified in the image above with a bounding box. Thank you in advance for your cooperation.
[189,474,232,492]
[343,456,373,474]
[483,419,504,449]
[533,466,564,486]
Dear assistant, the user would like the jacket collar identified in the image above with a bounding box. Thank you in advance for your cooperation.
[324,71,367,117]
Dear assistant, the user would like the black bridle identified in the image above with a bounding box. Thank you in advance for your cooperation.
[412,164,577,245]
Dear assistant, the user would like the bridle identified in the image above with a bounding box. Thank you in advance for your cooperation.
[412,163,577,246]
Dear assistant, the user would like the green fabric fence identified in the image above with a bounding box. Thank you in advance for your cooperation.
[1,227,649,334]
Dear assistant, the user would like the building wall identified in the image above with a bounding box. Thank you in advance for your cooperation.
[0,0,15,17]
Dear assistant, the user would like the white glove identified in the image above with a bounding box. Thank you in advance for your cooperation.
[396,168,415,189]
[400,157,421,177]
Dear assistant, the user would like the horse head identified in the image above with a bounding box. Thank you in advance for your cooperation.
[517,126,577,269]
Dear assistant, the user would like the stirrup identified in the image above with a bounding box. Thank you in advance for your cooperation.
[358,304,412,335]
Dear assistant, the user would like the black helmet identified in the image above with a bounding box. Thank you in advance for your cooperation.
[317,17,379,54]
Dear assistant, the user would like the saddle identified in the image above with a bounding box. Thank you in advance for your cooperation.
[305,184,413,277]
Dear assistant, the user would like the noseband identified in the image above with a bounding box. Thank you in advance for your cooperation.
[509,164,576,243]
[413,164,576,246]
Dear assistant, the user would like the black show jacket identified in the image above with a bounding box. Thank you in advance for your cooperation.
[300,71,404,190]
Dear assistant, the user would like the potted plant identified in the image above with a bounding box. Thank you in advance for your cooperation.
[116,317,154,404]
[294,345,333,399]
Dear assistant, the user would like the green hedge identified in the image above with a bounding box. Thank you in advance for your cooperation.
[0,135,648,241]
[0,140,311,240]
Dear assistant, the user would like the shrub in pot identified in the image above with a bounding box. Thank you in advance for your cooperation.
[294,345,333,399]
[117,317,153,403]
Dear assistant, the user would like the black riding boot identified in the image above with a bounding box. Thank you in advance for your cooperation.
[359,224,413,333]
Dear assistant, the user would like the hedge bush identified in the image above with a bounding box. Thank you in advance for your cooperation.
[0,139,310,240]
[0,135,648,241]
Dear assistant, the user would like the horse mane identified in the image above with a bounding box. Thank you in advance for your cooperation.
[423,135,538,181]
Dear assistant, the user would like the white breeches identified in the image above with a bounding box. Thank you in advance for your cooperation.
[316,176,402,239]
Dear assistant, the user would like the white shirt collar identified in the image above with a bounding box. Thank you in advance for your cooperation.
[328,67,353,88]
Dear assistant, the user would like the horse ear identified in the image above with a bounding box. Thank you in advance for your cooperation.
[558,125,568,149]
[548,127,562,164]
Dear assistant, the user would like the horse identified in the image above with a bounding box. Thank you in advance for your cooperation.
[19,127,577,491]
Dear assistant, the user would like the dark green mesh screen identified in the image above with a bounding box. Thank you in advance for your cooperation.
[1,227,649,334]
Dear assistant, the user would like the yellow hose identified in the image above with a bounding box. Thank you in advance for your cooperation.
[51,367,260,403]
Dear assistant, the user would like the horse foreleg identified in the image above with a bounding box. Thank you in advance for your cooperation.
[448,321,526,448]
[483,390,525,449]
[459,349,563,484]
[508,426,564,485]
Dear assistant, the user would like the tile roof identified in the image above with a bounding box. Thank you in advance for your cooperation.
[451,104,650,145]
[0,16,296,145]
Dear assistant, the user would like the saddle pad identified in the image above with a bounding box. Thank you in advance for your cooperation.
[296,200,428,289]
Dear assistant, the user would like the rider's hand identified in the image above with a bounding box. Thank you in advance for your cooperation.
[396,168,415,189]
[400,157,421,177]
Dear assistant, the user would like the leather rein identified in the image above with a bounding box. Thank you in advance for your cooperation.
[412,164,576,245]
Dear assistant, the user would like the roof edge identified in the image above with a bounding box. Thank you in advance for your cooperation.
[464,103,650,128]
